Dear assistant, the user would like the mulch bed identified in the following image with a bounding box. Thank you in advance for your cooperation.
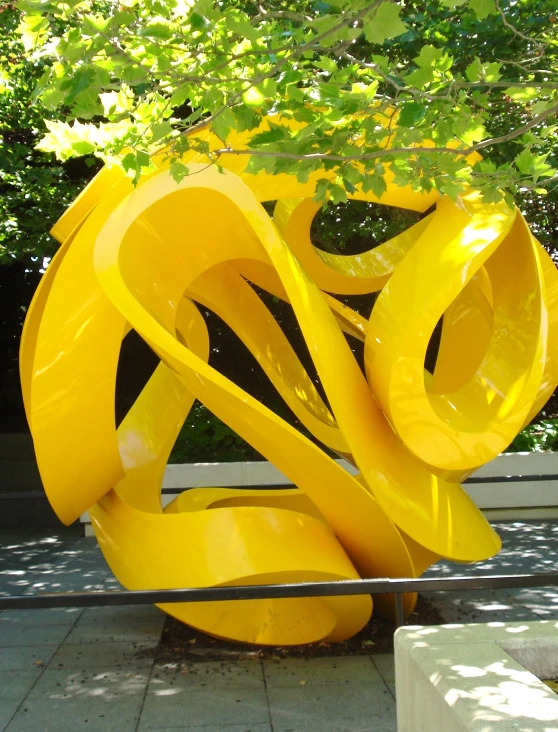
[154,594,446,664]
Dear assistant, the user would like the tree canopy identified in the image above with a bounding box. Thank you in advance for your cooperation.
[13,0,558,207]
[2,0,558,450]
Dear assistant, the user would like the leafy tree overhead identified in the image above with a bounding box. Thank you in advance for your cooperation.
[14,0,558,207]
[3,0,558,454]
[0,6,92,265]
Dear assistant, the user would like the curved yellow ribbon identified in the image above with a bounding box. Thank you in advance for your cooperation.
[19,117,558,645]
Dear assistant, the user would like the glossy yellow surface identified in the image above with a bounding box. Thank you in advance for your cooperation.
[20,117,558,645]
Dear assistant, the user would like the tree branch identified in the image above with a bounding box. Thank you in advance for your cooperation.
[494,0,547,49]
[523,174,558,190]
[251,10,312,25]
[211,102,558,163]
[469,102,558,152]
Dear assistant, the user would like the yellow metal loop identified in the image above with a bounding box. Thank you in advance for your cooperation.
[19,117,558,645]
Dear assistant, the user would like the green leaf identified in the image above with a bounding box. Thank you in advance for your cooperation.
[315,56,337,73]
[466,58,502,82]
[17,14,49,51]
[398,101,427,127]
[211,107,237,142]
[233,106,261,132]
[242,86,265,107]
[190,12,209,30]
[70,141,95,155]
[328,182,348,204]
[460,119,486,145]
[137,23,174,39]
[469,0,498,20]
[484,62,502,82]
[169,161,190,183]
[250,124,289,146]
[150,121,173,143]
[504,87,540,102]
[414,45,444,68]
[515,150,554,181]
[362,168,387,199]
[465,58,483,82]
[363,2,407,44]
[404,66,434,89]
[286,84,305,103]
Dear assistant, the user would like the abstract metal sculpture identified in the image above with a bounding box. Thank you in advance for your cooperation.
[20,120,558,644]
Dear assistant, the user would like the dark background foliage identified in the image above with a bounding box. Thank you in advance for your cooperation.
[2,4,557,459]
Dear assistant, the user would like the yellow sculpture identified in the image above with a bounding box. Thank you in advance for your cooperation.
[20,118,558,645]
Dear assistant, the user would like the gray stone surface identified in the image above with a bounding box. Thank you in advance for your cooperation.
[0,644,58,672]
[423,520,558,623]
[0,521,557,731]
[151,661,265,689]
[267,683,396,732]
[139,726,272,732]
[140,671,270,729]
[263,655,383,688]
[48,641,158,670]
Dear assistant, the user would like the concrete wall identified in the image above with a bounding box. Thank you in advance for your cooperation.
[0,434,60,527]
[2,433,558,528]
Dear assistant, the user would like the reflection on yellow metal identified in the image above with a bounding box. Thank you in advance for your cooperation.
[20,119,558,645]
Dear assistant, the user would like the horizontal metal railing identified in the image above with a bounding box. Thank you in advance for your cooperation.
[2,572,558,627]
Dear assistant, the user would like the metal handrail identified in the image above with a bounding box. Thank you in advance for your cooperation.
[2,572,558,627]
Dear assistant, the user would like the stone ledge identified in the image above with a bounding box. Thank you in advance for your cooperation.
[395,620,558,731]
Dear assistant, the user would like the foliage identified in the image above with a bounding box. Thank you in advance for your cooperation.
[311,199,420,253]
[169,402,262,463]
[3,0,558,457]
[509,419,558,453]
[14,0,558,205]
[0,6,92,265]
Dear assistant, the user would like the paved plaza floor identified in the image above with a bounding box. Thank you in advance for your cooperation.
[0,520,557,731]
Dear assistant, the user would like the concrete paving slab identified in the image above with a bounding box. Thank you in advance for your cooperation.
[0,608,82,627]
[506,586,558,618]
[5,694,142,732]
[1,521,558,732]
[77,605,163,626]
[24,667,150,701]
[65,619,164,645]
[370,655,396,699]
[67,606,166,645]
[263,656,383,688]
[0,624,70,648]
[139,684,270,729]
[48,641,157,670]
[0,699,23,731]
[420,588,542,624]
[0,668,44,729]
[0,645,58,672]
[370,654,394,682]
[22,571,108,595]
[140,726,272,732]
[0,669,43,698]
[144,723,273,732]
[267,682,396,732]
[0,573,35,597]
[0,529,37,547]
[150,661,265,689]
[422,520,558,624]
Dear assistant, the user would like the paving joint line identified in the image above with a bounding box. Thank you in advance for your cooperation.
[133,613,166,732]
[370,655,396,702]
[3,594,81,731]
[261,657,275,732]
